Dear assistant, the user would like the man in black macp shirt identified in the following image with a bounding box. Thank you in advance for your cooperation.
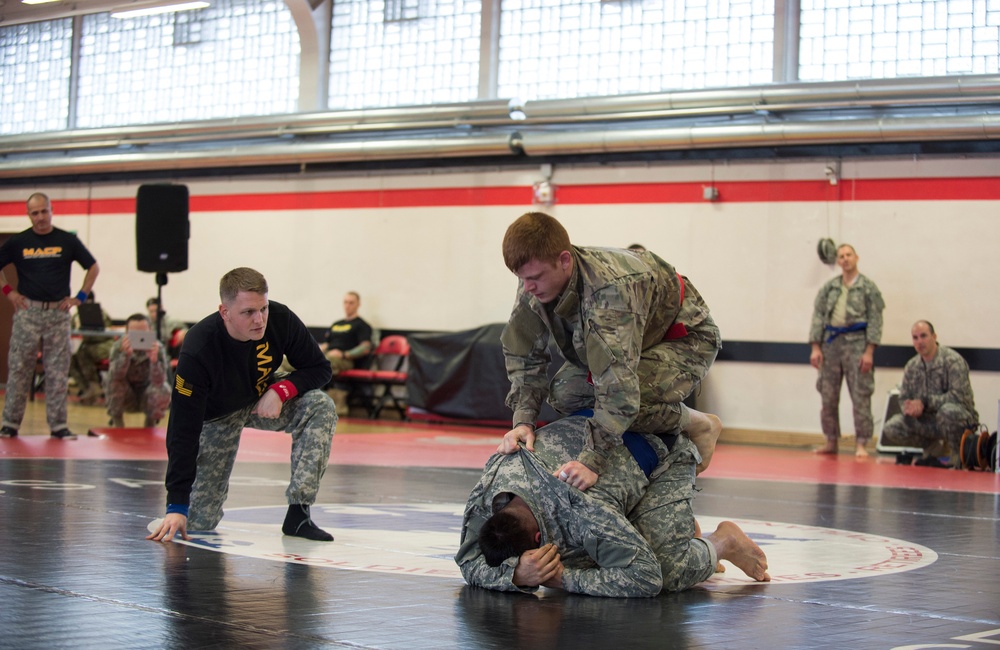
[0,192,100,441]
[146,267,338,543]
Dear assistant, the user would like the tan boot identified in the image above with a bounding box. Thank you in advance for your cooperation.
[80,384,100,406]
[327,388,350,417]
[110,415,125,428]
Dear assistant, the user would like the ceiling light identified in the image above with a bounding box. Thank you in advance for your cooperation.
[21,0,62,5]
[110,1,209,19]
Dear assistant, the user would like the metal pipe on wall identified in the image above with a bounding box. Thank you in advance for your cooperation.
[1,75,999,179]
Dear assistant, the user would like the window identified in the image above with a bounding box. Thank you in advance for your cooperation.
[3,0,998,135]
[0,19,72,135]
[498,0,775,102]
[329,0,481,109]
[74,0,300,128]
[800,0,1000,80]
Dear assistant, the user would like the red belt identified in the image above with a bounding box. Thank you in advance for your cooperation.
[663,273,688,340]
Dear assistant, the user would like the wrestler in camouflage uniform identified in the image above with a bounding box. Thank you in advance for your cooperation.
[502,246,721,475]
[809,270,884,448]
[186,390,335,530]
[882,342,978,464]
[456,414,716,596]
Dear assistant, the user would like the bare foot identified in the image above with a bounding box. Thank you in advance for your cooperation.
[687,411,723,475]
[693,519,725,571]
[814,441,838,455]
[854,443,870,458]
[706,521,770,582]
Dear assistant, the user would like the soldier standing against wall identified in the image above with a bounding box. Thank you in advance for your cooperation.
[0,192,100,440]
[809,244,885,457]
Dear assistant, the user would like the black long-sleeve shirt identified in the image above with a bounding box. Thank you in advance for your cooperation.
[165,300,331,505]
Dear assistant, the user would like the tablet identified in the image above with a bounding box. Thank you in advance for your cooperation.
[128,330,156,351]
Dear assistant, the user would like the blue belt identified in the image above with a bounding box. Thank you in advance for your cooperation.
[571,410,669,478]
[824,322,867,343]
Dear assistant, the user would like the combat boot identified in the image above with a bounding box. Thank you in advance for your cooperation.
[327,388,350,417]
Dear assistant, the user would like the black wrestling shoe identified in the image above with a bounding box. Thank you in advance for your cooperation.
[0,426,18,438]
[282,504,334,542]
[50,429,78,440]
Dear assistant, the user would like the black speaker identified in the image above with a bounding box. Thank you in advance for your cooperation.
[136,184,190,273]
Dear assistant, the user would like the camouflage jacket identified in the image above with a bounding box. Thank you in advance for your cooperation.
[809,273,884,346]
[899,345,978,419]
[455,419,662,597]
[106,337,170,388]
[501,246,717,474]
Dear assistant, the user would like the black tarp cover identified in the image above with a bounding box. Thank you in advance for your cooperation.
[406,323,561,423]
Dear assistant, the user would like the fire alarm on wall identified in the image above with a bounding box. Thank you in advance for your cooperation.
[533,180,556,206]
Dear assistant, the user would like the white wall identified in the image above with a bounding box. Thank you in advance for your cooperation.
[1,155,997,435]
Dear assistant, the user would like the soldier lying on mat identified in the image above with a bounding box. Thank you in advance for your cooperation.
[456,414,769,597]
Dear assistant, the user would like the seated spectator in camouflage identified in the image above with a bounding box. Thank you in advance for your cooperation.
[70,291,115,405]
[146,297,187,359]
[104,313,172,428]
[456,414,769,597]
[881,320,979,467]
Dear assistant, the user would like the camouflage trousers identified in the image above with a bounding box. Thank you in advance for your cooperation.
[631,435,716,592]
[187,389,337,531]
[881,403,978,460]
[548,327,720,435]
[327,354,353,376]
[2,306,71,432]
[280,355,353,377]
[816,333,875,444]
[104,377,171,422]
[70,337,114,392]
[533,417,715,592]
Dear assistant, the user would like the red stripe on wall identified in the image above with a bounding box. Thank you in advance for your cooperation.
[191,186,534,211]
[556,181,834,203]
[2,177,998,216]
[847,177,1000,201]
[0,197,136,216]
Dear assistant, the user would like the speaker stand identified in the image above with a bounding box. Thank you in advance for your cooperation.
[155,272,168,344]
